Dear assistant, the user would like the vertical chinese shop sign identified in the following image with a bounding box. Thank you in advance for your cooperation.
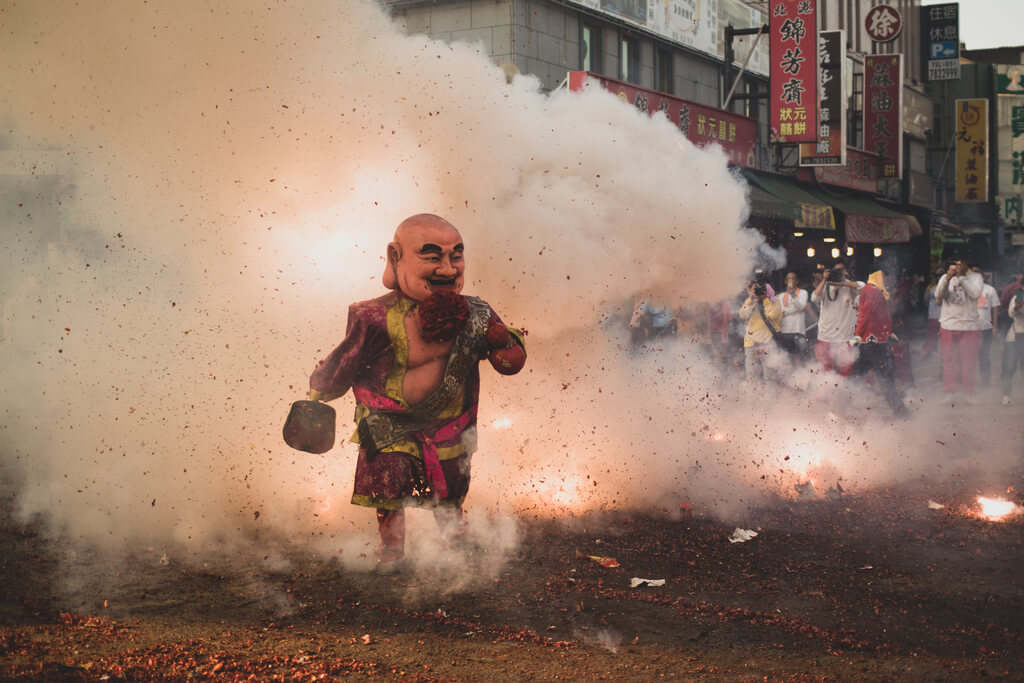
[996,65,1024,225]
[769,0,818,143]
[864,54,903,179]
[955,98,989,203]
[799,30,845,166]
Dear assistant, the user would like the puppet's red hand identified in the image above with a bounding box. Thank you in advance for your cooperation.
[489,344,525,375]
[485,316,524,374]
[486,317,511,349]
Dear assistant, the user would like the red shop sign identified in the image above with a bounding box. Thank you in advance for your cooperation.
[567,71,758,168]
[798,146,880,193]
[863,54,903,179]
[865,5,902,43]
[769,0,819,143]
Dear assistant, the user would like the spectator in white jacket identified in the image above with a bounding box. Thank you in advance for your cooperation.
[811,263,863,377]
[778,272,809,359]
[934,259,985,402]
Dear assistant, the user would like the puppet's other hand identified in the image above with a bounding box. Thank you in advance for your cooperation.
[486,317,511,349]
[489,344,525,375]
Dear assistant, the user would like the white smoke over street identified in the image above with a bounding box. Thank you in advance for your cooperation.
[1,0,1016,576]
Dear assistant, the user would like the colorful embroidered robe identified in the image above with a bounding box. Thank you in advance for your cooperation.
[310,291,522,510]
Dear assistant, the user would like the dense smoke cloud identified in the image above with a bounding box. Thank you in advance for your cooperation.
[1,0,1012,576]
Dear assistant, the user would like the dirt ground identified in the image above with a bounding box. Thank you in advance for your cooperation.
[3,338,1024,682]
[2,461,1023,682]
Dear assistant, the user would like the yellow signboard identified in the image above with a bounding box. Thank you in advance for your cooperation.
[955,98,988,203]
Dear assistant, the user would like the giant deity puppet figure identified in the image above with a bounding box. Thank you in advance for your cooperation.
[302,214,526,563]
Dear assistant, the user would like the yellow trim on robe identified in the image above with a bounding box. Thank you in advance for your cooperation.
[351,491,466,510]
[384,296,413,408]
[349,295,470,460]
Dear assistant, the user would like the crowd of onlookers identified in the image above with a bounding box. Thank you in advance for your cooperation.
[628,262,1024,414]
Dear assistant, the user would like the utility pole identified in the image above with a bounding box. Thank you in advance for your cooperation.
[723,23,770,111]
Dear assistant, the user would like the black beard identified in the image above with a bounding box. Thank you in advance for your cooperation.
[417,291,469,343]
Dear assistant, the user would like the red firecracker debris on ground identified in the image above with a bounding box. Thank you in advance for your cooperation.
[2,468,1024,680]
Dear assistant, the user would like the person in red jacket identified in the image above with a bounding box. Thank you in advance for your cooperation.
[851,270,906,416]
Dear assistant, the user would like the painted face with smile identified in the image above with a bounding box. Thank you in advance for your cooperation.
[383,214,465,302]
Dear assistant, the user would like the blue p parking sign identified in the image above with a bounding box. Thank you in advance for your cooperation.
[930,41,957,59]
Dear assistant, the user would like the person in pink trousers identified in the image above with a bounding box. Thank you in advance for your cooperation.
[934,259,984,403]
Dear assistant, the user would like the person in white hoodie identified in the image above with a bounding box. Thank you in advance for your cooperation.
[934,259,985,402]
[810,263,863,377]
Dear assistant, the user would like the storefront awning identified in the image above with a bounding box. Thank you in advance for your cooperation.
[809,191,922,243]
[743,171,836,231]
[747,184,802,222]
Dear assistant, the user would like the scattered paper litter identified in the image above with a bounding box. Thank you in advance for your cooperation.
[585,555,620,568]
[729,528,758,543]
[630,578,666,588]
[927,500,945,510]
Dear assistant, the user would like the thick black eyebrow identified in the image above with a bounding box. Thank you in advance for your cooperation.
[417,242,464,255]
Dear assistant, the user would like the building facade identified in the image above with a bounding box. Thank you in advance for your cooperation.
[932,47,1024,278]
[385,0,950,286]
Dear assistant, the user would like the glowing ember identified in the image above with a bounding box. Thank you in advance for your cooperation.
[977,496,1020,521]
[511,470,590,514]
[550,474,585,507]
[491,417,512,429]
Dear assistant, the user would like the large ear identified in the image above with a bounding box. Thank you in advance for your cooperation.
[382,242,401,290]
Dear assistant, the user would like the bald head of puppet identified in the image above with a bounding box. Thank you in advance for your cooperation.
[382,214,465,302]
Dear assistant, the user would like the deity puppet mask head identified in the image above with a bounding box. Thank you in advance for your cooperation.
[382,214,465,302]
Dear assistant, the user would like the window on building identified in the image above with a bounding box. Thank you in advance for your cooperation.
[850,71,863,149]
[581,24,601,73]
[620,34,638,83]
[655,47,673,94]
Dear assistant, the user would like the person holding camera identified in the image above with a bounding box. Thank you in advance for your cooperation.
[934,259,984,403]
[810,262,863,378]
[1000,288,1024,405]
[738,279,783,384]
[778,272,809,360]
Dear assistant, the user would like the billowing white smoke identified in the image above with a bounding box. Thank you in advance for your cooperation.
[1,1,1005,569]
